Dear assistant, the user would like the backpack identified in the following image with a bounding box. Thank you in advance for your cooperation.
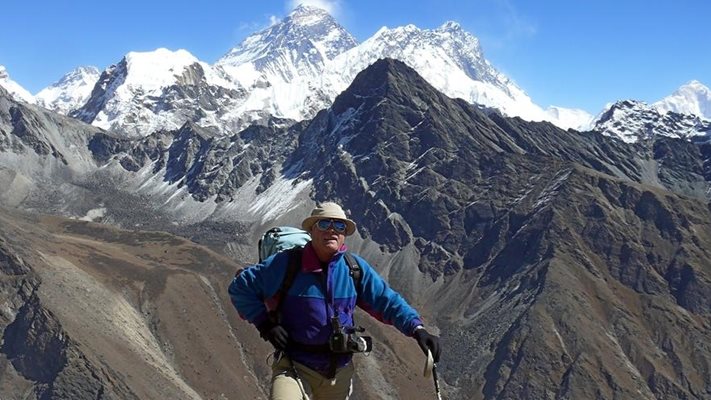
[258,226,312,263]
[253,227,363,318]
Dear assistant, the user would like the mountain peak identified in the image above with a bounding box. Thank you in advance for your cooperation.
[35,66,101,114]
[49,66,100,88]
[330,57,445,116]
[684,79,708,89]
[374,24,420,38]
[215,1,357,114]
[439,21,463,32]
[217,5,356,70]
[72,47,239,137]
[289,3,332,21]
[124,48,197,72]
[654,80,711,120]
[343,58,429,94]
[594,99,710,142]
[0,65,34,103]
[327,21,560,123]
[119,48,231,91]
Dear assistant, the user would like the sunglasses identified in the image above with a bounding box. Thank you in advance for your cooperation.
[315,219,347,233]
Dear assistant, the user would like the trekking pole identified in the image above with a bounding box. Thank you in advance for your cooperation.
[275,351,310,400]
[432,363,443,400]
[424,349,443,400]
[288,356,311,400]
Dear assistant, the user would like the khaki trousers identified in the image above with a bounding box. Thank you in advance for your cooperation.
[270,355,354,400]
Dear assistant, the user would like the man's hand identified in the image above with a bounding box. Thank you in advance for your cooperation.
[257,320,289,350]
[413,327,441,362]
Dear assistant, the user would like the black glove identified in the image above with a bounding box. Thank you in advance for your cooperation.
[413,328,441,362]
[257,320,289,350]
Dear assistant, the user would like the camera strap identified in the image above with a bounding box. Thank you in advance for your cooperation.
[322,272,339,379]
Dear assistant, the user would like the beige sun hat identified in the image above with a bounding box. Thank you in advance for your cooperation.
[301,202,357,236]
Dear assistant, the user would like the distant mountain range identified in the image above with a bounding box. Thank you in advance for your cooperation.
[2,5,709,142]
[594,98,711,143]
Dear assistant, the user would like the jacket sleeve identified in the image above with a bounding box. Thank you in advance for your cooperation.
[227,253,288,327]
[354,255,423,336]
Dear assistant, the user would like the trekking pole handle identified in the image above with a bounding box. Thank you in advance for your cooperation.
[423,349,434,377]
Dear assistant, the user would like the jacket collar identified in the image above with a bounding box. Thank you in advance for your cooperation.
[301,242,348,273]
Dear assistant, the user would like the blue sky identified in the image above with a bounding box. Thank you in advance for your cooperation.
[1,0,709,114]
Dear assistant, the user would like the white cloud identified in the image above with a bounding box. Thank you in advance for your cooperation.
[498,0,537,38]
[238,14,281,33]
[238,21,262,32]
[286,0,342,17]
[474,0,537,51]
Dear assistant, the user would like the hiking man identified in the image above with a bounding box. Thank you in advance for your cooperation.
[229,202,441,399]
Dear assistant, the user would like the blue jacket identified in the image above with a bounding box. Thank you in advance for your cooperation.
[228,243,423,375]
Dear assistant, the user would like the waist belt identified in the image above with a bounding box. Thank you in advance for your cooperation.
[288,341,331,353]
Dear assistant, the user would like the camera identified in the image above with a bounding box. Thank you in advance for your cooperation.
[328,320,373,353]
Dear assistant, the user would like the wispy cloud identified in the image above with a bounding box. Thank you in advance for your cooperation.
[499,0,537,39]
[286,0,342,18]
[238,14,280,33]
[475,0,537,50]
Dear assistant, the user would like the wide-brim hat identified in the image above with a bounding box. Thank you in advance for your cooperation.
[302,202,357,236]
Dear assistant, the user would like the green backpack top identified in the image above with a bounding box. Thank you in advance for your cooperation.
[258,226,312,263]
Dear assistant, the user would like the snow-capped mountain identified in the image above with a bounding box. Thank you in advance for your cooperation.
[217,5,357,83]
[56,5,594,137]
[593,99,711,143]
[544,106,595,131]
[71,48,246,137]
[324,23,555,124]
[217,8,592,131]
[215,4,357,122]
[35,66,100,115]
[72,3,364,139]
[654,80,711,120]
[591,81,711,143]
[0,65,34,104]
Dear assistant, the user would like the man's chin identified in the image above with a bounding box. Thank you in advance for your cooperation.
[323,240,339,250]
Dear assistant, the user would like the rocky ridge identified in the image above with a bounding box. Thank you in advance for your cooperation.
[594,99,711,143]
[288,59,711,276]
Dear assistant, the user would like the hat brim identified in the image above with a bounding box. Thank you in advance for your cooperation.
[302,216,356,236]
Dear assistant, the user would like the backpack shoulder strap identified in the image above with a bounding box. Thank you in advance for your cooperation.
[270,250,362,321]
[270,247,303,320]
[343,251,363,295]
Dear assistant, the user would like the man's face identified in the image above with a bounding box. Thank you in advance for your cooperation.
[310,219,347,261]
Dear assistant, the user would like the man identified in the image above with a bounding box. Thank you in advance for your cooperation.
[229,202,441,399]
